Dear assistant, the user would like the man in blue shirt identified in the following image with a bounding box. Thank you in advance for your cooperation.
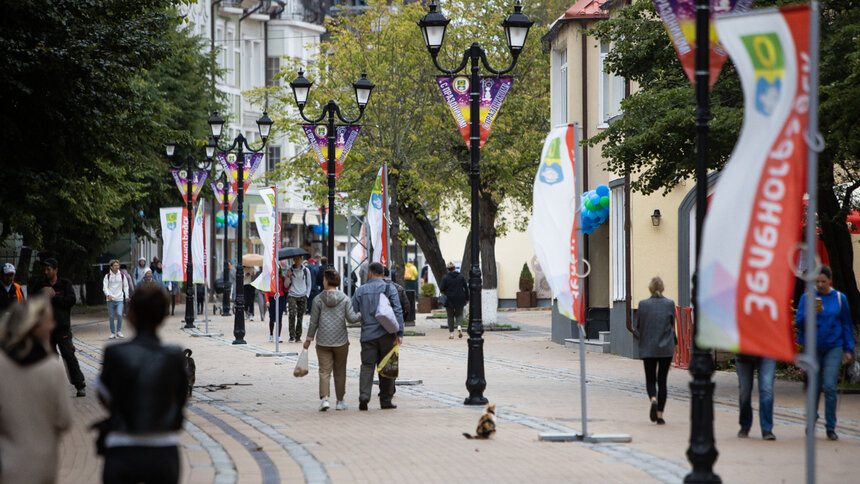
[352,262,403,410]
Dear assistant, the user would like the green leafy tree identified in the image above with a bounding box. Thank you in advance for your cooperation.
[0,0,222,280]
[587,0,860,351]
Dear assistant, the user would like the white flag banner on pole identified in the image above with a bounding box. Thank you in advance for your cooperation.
[252,187,279,293]
[192,202,207,284]
[160,207,185,282]
[367,166,388,266]
[528,125,583,324]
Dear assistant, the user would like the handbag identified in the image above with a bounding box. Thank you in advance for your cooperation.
[438,294,447,306]
[375,284,400,333]
[378,345,400,379]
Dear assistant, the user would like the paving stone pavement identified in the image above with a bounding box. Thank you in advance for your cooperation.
[55,305,858,483]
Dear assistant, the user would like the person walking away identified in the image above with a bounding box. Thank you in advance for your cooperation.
[307,257,321,315]
[195,283,205,315]
[0,295,72,484]
[96,284,188,484]
[265,266,287,343]
[132,257,147,288]
[352,262,404,410]
[384,267,412,325]
[304,269,361,411]
[286,255,312,343]
[795,265,855,440]
[735,353,776,440]
[103,260,129,339]
[440,261,469,339]
[244,265,256,321]
[0,263,24,313]
[404,259,419,293]
[31,258,86,397]
[632,276,676,425]
[315,256,334,295]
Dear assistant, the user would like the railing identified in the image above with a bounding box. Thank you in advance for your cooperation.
[673,306,694,369]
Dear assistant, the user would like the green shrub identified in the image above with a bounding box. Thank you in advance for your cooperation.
[420,283,436,297]
[519,263,534,292]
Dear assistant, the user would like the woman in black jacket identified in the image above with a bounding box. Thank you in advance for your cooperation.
[97,284,187,484]
[440,262,469,339]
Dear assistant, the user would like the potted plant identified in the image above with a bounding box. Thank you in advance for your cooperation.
[517,263,537,308]
[417,283,438,313]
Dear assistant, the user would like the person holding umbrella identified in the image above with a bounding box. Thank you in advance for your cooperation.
[286,255,312,342]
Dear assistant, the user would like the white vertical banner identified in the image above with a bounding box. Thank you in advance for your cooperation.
[252,187,279,293]
[367,166,388,266]
[192,202,207,284]
[160,207,185,282]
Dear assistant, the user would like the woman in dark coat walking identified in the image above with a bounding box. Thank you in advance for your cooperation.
[632,276,676,425]
[440,262,469,339]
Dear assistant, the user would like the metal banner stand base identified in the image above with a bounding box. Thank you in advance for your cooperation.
[538,432,632,443]
[255,351,298,357]
[185,327,224,338]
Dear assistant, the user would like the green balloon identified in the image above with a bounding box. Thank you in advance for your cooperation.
[600,196,610,207]
[584,200,594,211]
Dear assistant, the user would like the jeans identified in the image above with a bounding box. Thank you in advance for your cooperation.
[446,306,465,332]
[268,295,285,337]
[643,357,672,411]
[735,354,775,433]
[817,346,843,431]
[107,300,124,334]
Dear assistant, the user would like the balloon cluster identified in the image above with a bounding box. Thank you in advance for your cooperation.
[581,184,610,234]
[311,223,329,236]
[215,211,240,228]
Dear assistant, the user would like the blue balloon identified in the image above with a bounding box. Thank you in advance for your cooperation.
[595,184,610,197]
[590,193,600,206]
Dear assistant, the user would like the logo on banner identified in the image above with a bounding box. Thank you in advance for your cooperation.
[538,138,563,185]
[453,77,469,94]
[260,216,270,231]
[371,177,383,210]
[315,125,327,138]
[742,33,784,116]
[166,212,177,230]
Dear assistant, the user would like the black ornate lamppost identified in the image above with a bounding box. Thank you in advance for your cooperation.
[213,164,232,317]
[418,1,532,405]
[164,139,216,328]
[207,111,273,345]
[288,70,374,263]
[686,0,719,481]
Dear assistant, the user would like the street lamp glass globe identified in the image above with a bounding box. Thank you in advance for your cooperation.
[257,112,273,139]
[289,70,313,107]
[164,141,177,157]
[205,137,216,159]
[353,72,374,108]
[501,2,533,52]
[208,112,225,139]
[418,3,449,53]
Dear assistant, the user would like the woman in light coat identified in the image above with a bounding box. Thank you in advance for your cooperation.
[304,269,361,411]
[0,294,72,484]
[632,276,676,425]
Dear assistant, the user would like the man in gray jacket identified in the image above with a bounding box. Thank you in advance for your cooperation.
[286,255,313,342]
[352,262,404,410]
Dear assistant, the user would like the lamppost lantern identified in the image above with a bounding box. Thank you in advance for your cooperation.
[501,1,533,53]
[353,72,374,109]
[289,70,313,108]
[164,141,177,157]
[417,2,449,55]
[257,112,273,140]
[208,111,225,139]
[205,136,217,159]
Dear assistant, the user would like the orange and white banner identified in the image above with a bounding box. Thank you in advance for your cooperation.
[698,6,809,362]
[528,125,583,324]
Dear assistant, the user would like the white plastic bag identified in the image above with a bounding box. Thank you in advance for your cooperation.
[293,349,309,378]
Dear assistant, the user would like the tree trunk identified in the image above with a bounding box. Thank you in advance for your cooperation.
[459,190,500,291]
[388,170,405,281]
[398,203,447,288]
[817,182,860,371]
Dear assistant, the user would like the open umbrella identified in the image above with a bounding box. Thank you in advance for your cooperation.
[277,247,310,260]
[242,253,264,267]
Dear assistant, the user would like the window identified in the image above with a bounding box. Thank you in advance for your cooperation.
[552,49,568,126]
[226,26,236,86]
[266,57,280,86]
[215,25,224,70]
[267,145,281,173]
[610,181,626,302]
[599,42,626,126]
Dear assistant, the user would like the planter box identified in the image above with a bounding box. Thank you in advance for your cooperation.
[516,291,537,308]
[417,296,438,313]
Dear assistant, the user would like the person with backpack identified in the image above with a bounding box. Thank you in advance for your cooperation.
[103,259,130,339]
[440,261,469,339]
[796,265,855,441]
[384,267,412,324]
[285,255,312,343]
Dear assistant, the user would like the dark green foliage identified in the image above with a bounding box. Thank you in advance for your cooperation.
[518,262,533,292]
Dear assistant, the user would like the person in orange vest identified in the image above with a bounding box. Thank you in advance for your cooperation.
[0,263,24,312]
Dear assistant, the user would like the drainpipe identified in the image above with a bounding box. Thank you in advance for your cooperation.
[211,0,223,103]
[580,26,590,315]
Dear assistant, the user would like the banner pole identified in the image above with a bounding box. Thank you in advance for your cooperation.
[803,2,822,483]
[384,161,390,269]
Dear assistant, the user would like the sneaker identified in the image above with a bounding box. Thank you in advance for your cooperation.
[336,400,348,411]
[649,400,657,422]
[449,333,454,339]
[249,316,254,321]
[457,326,463,338]
[319,398,330,411]
[288,337,295,343]
[117,332,125,338]
[656,418,665,425]
[269,335,274,342]
[826,430,838,441]
[380,402,397,410]
[278,337,284,343]
[738,428,750,438]
[76,388,86,397]
[109,333,116,339]
[762,431,776,441]
[359,401,368,411]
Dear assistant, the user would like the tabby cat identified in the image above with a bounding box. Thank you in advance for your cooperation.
[463,404,496,439]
